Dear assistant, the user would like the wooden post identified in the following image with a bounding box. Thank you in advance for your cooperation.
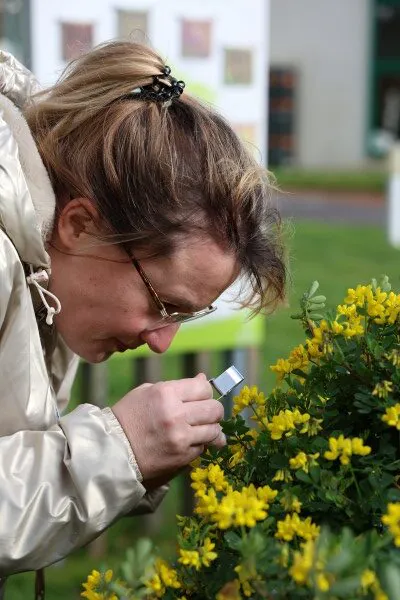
[388,143,400,247]
[180,352,211,516]
[181,353,197,516]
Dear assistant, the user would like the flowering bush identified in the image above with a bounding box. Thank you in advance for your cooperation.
[83,277,400,600]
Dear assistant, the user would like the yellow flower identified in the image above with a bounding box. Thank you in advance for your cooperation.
[229,430,259,466]
[104,570,113,584]
[145,559,181,598]
[386,349,400,366]
[324,435,371,465]
[289,540,315,585]
[228,444,246,467]
[292,498,302,513]
[270,358,292,380]
[382,404,400,430]
[373,381,394,399]
[195,487,220,517]
[272,469,292,483]
[196,483,276,530]
[306,417,324,436]
[200,537,218,567]
[207,464,229,491]
[233,385,266,416]
[289,451,308,471]
[81,570,117,600]
[271,344,311,381]
[178,549,201,570]
[331,320,344,335]
[235,561,261,598]
[191,467,208,492]
[280,493,302,513]
[266,408,310,440]
[344,285,369,307]
[316,572,330,592]
[305,338,324,359]
[289,451,320,472]
[279,543,290,567]
[382,502,400,546]
[191,464,229,494]
[351,437,372,456]
[84,570,101,588]
[213,487,267,529]
[275,513,319,542]
[361,569,377,591]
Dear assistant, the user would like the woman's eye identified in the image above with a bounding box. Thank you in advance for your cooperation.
[163,302,181,313]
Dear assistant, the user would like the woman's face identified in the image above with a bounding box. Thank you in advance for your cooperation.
[47,199,239,363]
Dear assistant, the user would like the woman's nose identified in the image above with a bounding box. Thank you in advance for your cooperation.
[140,323,180,354]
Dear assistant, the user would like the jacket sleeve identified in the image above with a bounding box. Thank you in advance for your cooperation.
[0,404,169,575]
[0,239,168,575]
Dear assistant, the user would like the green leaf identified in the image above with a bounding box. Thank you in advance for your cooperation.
[379,562,400,600]
[269,453,289,469]
[309,466,321,484]
[307,281,320,298]
[308,312,325,320]
[329,576,363,595]
[309,295,326,304]
[295,470,312,484]
[224,531,242,551]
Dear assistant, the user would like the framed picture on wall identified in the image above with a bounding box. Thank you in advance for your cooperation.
[61,22,93,61]
[181,19,212,58]
[232,123,258,147]
[224,48,253,85]
[117,10,148,41]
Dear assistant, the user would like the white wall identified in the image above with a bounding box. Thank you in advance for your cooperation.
[270,0,370,167]
[30,0,269,163]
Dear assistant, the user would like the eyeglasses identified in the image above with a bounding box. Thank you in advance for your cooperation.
[128,253,217,331]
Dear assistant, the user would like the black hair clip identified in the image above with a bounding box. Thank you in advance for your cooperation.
[130,65,185,105]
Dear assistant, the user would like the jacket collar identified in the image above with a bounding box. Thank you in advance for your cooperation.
[0,52,55,269]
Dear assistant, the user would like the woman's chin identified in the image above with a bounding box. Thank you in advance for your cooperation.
[89,350,113,363]
[74,344,113,363]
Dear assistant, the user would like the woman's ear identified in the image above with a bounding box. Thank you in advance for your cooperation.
[51,198,101,251]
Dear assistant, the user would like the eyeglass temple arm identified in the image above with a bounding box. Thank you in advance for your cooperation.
[126,249,166,313]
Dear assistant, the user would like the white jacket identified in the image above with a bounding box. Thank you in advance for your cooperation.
[0,51,166,575]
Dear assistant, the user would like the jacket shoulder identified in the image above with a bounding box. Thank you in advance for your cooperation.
[0,51,41,108]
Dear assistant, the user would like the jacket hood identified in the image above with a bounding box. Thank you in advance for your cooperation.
[0,51,55,269]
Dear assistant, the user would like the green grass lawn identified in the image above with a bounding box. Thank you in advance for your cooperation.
[272,167,386,194]
[6,220,400,599]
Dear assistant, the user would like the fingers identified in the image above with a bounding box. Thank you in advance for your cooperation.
[172,373,214,402]
[190,423,227,448]
[185,399,224,426]
[135,382,152,390]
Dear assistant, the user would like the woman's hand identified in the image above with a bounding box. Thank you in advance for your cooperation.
[111,373,226,482]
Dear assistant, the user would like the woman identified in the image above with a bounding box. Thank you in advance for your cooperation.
[0,40,286,585]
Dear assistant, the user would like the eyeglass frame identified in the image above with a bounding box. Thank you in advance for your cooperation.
[125,248,217,330]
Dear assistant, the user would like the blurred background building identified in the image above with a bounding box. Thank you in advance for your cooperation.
[0,0,269,162]
[0,0,399,169]
[269,0,400,168]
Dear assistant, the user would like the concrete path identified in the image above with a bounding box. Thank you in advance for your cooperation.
[276,191,386,226]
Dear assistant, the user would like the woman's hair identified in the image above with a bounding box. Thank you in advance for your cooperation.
[25,41,287,314]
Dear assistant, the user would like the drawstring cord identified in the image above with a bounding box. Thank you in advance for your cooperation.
[26,266,61,325]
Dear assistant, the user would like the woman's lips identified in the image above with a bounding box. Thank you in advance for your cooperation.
[115,340,144,353]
